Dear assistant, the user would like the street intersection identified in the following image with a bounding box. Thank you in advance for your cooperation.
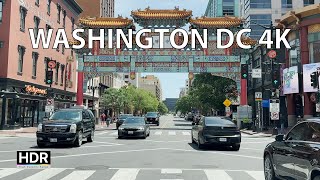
[0,115,272,180]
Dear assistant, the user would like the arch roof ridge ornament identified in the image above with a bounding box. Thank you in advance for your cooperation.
[290,11,301,25]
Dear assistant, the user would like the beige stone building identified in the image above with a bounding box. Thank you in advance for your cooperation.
[138,75,162,101]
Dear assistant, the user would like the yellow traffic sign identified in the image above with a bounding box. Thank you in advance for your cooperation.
[223,99,232,107]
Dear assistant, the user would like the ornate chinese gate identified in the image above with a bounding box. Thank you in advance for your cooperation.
[70,7,256,106]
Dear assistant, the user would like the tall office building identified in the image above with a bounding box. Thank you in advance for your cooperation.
[101,0,115,17]
[240,0,320,39]
[139,75,162,101]
[205,0,240,17]
[76,0,100,17]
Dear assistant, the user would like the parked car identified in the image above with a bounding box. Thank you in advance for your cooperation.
[116,114,134,129]
[193,114,202,124]
[145,112,160,126]
[36,108,95,148]
[186,112,194,121]
[118,117,150,139]
[191,116,241,150]
[264,119,320,180]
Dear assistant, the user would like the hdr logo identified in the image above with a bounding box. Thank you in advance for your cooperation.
[17,151,51,169]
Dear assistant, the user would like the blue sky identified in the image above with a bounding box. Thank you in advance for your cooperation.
[114,0,208,100]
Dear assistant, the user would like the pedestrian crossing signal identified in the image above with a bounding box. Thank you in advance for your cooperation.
[310,72,319,89]
[45,71,53,85]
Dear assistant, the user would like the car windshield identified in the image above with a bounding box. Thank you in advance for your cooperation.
[146,112,157,116]
[119,114,133,119]
[49,111,81,121]
[123,118,145,125]
[205,118,235,125]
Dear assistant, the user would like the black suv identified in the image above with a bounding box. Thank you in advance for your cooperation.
[36,108,95,147]
[145,112,160,126]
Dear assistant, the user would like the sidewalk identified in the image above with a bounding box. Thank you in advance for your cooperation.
[240,129,275,138]
[0,123,116,136]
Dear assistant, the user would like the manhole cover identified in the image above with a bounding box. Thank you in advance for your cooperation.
[75,165,110,170]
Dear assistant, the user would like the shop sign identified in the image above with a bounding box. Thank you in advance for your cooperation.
[18,0,54,27]
[25,85,47,95]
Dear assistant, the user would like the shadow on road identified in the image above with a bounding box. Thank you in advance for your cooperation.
[188,143,238,151]
[173,119,188,122]
[30,141,90,149]
[174,123,192,127]
[150,127,192,130]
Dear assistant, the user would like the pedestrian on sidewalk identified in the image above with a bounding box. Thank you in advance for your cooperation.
[100,113,106,126]
[106,114,111,127]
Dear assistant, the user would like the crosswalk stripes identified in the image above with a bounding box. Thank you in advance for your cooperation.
[109,131,118,136]
[168,131,176,135]
[22,168,65,180]
[60,170,95,180]
[96,131,192,136]
[110,168,140,180]
[182,131,191,136]
[154,131,162,135]
[0,168,23,178]
[0,168,265,180]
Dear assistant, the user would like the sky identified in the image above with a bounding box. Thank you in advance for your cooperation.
[114,0,209,99]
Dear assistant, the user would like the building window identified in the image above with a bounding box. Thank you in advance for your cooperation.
[250,0,271,8]
[35,0,39,6]
[222,0,235,16]
[282,0,293,8]
[60,64,65,85]
[18,45,26,74]
[34,16,40,38]
[55,62,60,84]
[45,24,52,35]
[304,0,314,6]
[20,7,27,32]
[62,10,66,28]
[47,0,51,15]
[71,17,75,31]
[249,14,272,39]
[57,4,61,23]
[71,49,74,56]
[309,40,320,63]
[44,57,50,82]
[0,1,3,23]
[32,52,39,78]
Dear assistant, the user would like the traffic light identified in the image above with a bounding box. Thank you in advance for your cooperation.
[45,70,53,84]
[272,70,280,88]
[241,64,248,79]
[310,72,319,89]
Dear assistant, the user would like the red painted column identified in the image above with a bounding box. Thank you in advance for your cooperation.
[285,45,295,125]
[76,71,84,105]
[240,79,247,105]
[300,26,313,117]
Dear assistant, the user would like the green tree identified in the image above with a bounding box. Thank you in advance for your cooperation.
[158,101,168,115]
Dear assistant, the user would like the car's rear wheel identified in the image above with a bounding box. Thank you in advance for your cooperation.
[314,175,320,180]
[118,136,122,139]
[232,144,240,151]
[156,122,159,126]
[87,129,94,142]
[37,141,45,148]
[74,131,83,147]
[264,154,276,180]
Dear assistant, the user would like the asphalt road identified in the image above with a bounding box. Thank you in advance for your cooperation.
[0,114,273,180]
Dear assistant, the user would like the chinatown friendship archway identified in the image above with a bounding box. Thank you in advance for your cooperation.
[69,7,257,106]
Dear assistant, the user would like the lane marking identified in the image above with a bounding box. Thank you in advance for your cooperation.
[96,131,110,135]
[92,141,123,145]
[0,168,23,178]
[154,131,162,135]
[182,131,191,136]
[246,171,265,180]
[110,168,139,180]
[60,170,95,180]
[109,132,118,136]
[161,169,182,174]
[168,131,176,135]
[109,168,263,172]
[204,169,232,180]
[0,148,170,163]
[144,140,190,143]
[22,168,66,180]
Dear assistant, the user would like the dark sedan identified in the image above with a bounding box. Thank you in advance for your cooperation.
[191,116,241,150]
[145,112,160,126]
[264,119,320,180]
[116,114,133,129]
[118,117,150,139]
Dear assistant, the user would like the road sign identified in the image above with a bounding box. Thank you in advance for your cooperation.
[316,104,320,113]
[271,112,279,120]
[223,99,232,107]
[270,99,280,112]
[225,107,231,113]
[45,106,54,113]
[268,50,277,59]
[252,69,262,78]
[255,92,262,101]
[48,60,56,69]
[46,99,54,106]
